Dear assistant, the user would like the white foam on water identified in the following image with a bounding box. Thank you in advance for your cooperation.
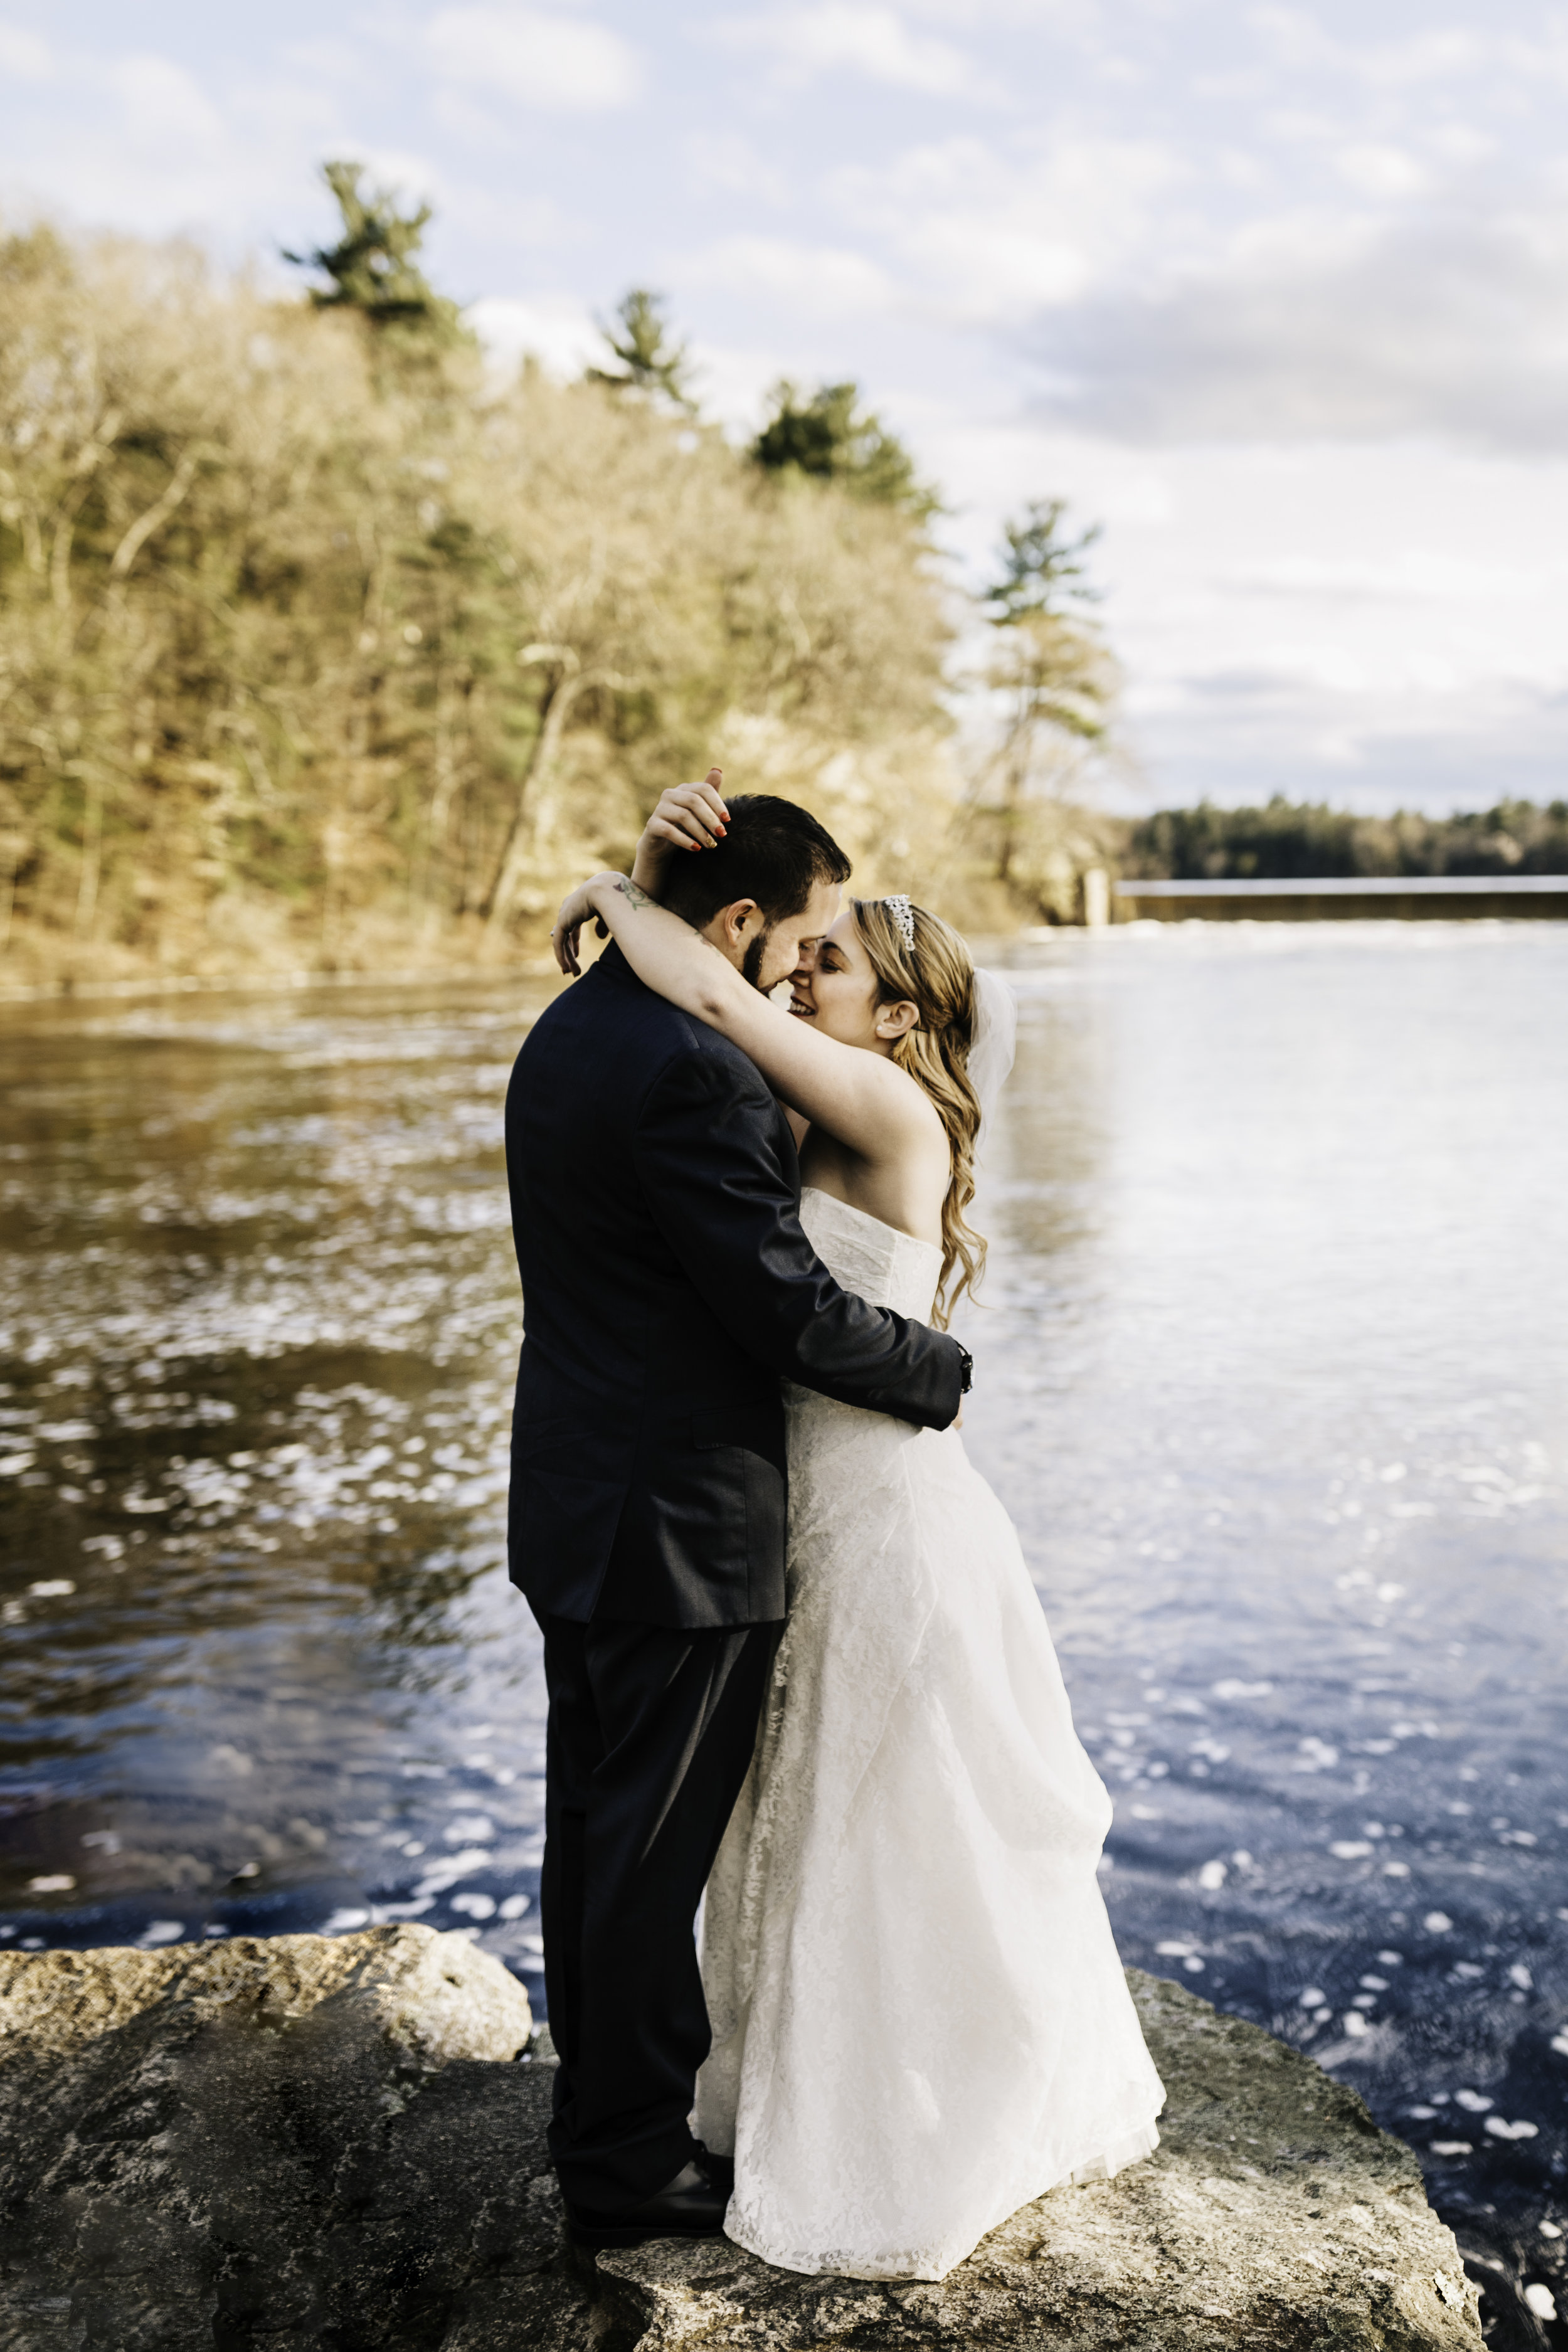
[137,1920,187,1947]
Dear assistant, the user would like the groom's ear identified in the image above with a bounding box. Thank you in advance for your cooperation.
[699,897,765,969]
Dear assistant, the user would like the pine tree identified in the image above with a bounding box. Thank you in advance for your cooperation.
[751,381,935,517]
[976,501,1114,896]
[285,162,460,337]
[983,499,1101,622]
[586,289,695,410]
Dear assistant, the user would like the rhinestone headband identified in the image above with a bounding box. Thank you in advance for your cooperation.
[883,894,916,951]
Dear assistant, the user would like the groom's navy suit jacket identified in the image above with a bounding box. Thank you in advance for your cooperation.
[505,941,965,1628]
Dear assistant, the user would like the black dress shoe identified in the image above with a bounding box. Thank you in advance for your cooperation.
[565,2151,732,2249]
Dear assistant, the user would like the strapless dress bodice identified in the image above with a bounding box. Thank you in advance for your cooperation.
[799,1185,941,1323]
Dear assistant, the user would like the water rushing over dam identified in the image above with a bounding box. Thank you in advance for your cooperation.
[1,920,1564,2298]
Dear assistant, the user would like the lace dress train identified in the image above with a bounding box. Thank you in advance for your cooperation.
[694,1187,1164,2282]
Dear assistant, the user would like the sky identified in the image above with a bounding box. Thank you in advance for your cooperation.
[4,1,1568,815]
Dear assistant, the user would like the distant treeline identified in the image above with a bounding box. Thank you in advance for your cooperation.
[0,168,1113,985]
[1121,797,1568,882]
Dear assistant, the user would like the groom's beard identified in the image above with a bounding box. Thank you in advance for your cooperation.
[742,928,773,990]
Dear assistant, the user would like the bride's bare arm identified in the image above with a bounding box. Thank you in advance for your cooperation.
[553,871,938,1163]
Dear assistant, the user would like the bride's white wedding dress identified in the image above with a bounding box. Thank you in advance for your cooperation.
[695,1185,1165,2282]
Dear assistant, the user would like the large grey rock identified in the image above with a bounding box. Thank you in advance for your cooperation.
[0,1921,533,2076]
[0,1925,586,2352]
[0,1940,1478,2352]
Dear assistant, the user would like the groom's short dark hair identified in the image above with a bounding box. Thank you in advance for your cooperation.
[659,794,851,928]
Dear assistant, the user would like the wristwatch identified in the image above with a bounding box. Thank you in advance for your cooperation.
[955,1343,973,1394]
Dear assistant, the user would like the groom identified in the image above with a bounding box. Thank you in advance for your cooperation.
[506,787,968,2247]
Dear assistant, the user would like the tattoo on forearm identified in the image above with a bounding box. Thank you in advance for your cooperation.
[615,871,718,946]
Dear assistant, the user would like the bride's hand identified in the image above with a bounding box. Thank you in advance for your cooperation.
[551,879,610,977]
[630,768,728,894]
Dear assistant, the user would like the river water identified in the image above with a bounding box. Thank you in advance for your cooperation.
[2,923,1564,2326]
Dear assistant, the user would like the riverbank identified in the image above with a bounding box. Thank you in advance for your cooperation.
[0,945,556,1005]
[0,906,561,1004]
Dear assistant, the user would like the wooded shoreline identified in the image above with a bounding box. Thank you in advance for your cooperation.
[3,189,1562,997]
[0,191,1120,995]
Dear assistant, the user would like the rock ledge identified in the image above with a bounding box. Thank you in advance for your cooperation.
[0,1934,1478,2350]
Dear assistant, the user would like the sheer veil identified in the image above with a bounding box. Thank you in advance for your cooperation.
[967,968,1018,1157]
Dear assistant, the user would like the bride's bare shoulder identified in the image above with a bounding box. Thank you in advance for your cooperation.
[884,1055,948,1141]
[814,1049,949,1170]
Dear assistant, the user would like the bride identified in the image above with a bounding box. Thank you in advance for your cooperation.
[551,778,1164,2283]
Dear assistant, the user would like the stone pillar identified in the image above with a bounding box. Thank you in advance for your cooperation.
[1082,866,1110,928]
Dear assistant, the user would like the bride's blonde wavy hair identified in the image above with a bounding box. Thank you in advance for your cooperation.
[851,897,985,1330]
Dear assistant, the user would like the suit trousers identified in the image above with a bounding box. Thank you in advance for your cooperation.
[539,1611,780,2214]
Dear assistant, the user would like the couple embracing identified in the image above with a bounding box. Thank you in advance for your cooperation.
[504,775,1163,2284]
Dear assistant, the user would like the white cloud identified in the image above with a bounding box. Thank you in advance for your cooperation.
[716,4,996,98]
[686,338,795,430]
[277,38,366,82]
[682,129,792,209]
[0,23,51,79]
[926,417,1568,808]
[1245,9,1488,91]
[1026,192,1568,448]
[682,233,899,319]
[830,133,1184,323]
[110,55,226,154]
[470,291,601,375]
[1332,143,1430,199]
[1121,681,1568,811]
[426,7,639,111]
[1216,551,1561,604]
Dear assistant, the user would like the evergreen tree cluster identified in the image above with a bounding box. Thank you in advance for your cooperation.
[1123,797,1568,881]
[750,381,937,517]
[0,166,1125,978]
